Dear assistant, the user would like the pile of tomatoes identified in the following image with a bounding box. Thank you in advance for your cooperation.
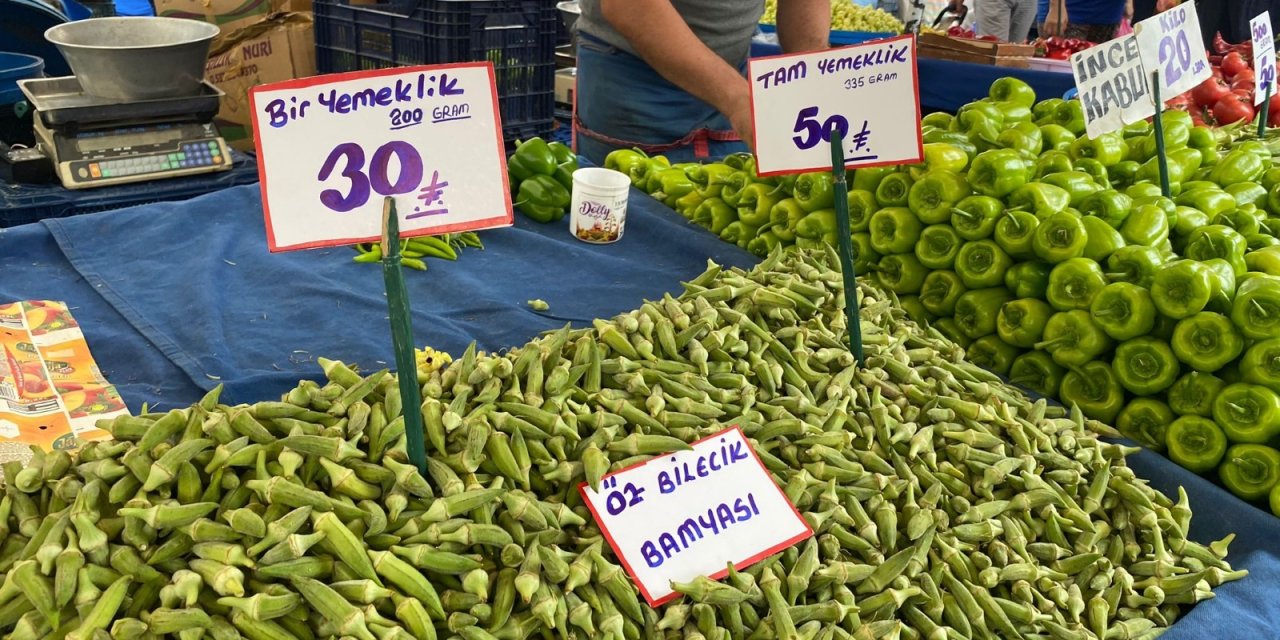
[1168,34,1275,127]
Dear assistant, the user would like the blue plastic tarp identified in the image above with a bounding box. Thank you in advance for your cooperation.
[0,184,1275,637]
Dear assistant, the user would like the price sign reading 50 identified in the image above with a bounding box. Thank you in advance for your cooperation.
[1135,2,1211,100]
[1252,12,1276,105]
[748,34,922,176]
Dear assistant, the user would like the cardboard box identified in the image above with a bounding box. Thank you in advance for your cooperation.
[206,12,316,153]
[155,0,312,36]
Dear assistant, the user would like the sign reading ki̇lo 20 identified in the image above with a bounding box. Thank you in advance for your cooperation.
[580,426,813,606]
[250,63,513,252]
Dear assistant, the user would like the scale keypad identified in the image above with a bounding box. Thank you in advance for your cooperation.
[76,141,226,181]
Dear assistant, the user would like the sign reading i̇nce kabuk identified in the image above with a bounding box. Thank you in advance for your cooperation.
[249,63,513,252]
[1071,35,1155,138]
[579,426,812,606]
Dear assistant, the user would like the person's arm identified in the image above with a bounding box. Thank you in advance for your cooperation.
[777,0,831,53]
[1042,0,1068,35]
[600,0,755,147]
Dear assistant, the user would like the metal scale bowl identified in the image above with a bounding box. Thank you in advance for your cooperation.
[19,17,232,189]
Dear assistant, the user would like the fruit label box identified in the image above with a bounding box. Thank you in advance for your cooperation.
[0,300,126,461]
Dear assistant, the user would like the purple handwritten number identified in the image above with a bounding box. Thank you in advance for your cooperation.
[317,142,371,212]
[793,106,823,150]
[370,141,424,195]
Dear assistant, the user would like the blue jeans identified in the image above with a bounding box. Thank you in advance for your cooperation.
[574,33,749,165]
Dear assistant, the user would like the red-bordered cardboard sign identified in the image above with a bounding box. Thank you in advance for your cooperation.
[249,62,513,253]
[747,33,924,177]
[579,425,813,607]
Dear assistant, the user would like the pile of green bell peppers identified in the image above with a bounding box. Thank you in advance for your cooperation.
[510,137,577,223]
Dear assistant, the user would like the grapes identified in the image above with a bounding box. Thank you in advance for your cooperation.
[761,0,903,35]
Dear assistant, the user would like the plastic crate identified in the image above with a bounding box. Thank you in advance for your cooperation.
[315,0,556,143]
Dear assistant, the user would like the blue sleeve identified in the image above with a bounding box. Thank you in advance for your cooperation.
[1036,0,1049,25]
[1067,0,1125,25]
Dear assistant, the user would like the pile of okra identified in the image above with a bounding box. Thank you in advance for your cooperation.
[0,246,1244,640]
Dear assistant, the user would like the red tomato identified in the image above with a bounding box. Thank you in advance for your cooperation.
[1269,94,1280,127]
[1222,52,1250,78]
[1191,77,1232,107]
[1232,69,1256,89]
[1213,94,1256,124]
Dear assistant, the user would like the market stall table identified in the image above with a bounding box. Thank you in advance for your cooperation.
[918,58,1077,112]
[0,183,1276,638]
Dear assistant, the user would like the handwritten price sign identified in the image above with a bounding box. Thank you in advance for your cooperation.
[747,34,923,176]
[580,426,812,606]
[1071,35,1155,138]
[250,63,512,252]
[1253,12,1276,105]
[1134,2,1211,99]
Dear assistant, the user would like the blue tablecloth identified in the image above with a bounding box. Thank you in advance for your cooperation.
[0,185,1276,637]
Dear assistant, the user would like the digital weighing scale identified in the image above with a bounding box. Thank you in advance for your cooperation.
[19,76,232,190]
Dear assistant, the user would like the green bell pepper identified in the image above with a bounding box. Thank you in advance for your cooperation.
[1135,146,1202,186]
[1116,398,1176,451]
[1040,171,1100,207]
[1052,100,1086,135]
[954,239,1013,289]
[1069,132,1126,167]
[632,155,671,190]
[922,112,954,129]
[869,207,922,255]
[934,318,973,349]
[1246,245,1280,276]
[1090,282,1156,341]
[876,254,929,294]
[968,149,1031,198]
[722,152,753,171]
[547,141,575,166]
[1248,233,1280,250]
[515,175,570,222]
[953,109,1002,150]
[1060,361,1125,423]
[1105,246,1163,288]
[920,270,967,316]
[1176,187,1238,218]
[998,121,1043,155]
[769,198,807,242]
[1009,350,1066,397]
[673,190,704,217]
[967,335,1021,376]
[1233,275,1280,340]
[1242,338,1280,394]
[1203,258,1237,312]
[908,170,971,224]
[1081,216,1126,262]
[511,137,558,178]
[1032,211,1087,263]
[1188,125,1216,151]
[994,209,1041,259]
[1075,157,1111,188]
[1079,189,1133,229]
[911,142,970,179]
[951,195,1003,240]
[1007,182,1071,217]
[1168,372,1226,417]
[874,172,914,207]
[1152,260,1214,319]
[551,158,577,191]
[652,167,697,203]
[990,77,1037,107]
[1039,125,1077,153]
[899,295,935,324]
[1033,97,1065,122]
[1220,444,1280,500]
[1214,384,1280,443]
[1119,203,1170,247]
[997,297,1053,348]
[795,208,838,241]
[1034,149,1075,179]
[850,232,880,274]
[693,163,736,200]
[719,171,753,208]
[719,220,758,248]
[736,183,778,228]
[846,190,879,233]
[1172,311,1244,372]
[1165,416,1228,473]
[1107,160,1140,190]
[1047,257,1107,311]
[1268,183,1280,215]
[852,166,893,193]
[693,198,737,234]
[1172,206,1212,240]
[1037,310,1113,367]
[915,224,963,270]
[794,172,836,212]
[954,287,1014,339]
[1210,149,1267,187]
[921,130,979,163]
[1228,182,1269,210]
[1184,225,1248,274]
[746,230,783,257]
[1004,261,1052,299]
[1113,337,1180,395]
[604,148,649,179]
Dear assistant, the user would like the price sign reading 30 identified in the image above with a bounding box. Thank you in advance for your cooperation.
[250,63,513,252]
[747,34,923,176]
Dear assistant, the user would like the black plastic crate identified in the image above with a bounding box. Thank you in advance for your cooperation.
[315,0,556,143]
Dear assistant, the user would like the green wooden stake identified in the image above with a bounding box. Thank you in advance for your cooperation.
[829,135,864,367]
[1150,70,1172,199]
[380,196,428,475]
[1260,84,1273,138]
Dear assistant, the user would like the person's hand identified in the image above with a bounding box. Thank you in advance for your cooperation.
[1042,0,1067,36]
[726,86,756,152]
